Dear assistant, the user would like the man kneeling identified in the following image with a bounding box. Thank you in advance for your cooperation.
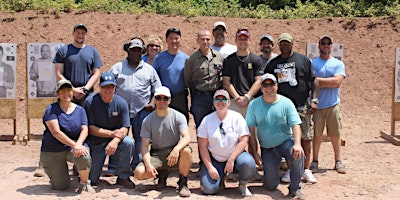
[134,86,192,197]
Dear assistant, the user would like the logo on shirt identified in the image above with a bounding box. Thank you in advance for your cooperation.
[112,112,118,116]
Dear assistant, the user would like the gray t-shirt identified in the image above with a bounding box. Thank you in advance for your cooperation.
[140,108,188,150]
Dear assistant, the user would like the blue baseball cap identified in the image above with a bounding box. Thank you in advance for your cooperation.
[100,72,116,87]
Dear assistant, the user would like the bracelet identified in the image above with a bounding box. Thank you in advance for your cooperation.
[244,94,251,100]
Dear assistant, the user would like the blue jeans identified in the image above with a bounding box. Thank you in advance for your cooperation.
[261,138,304,192]
[199,151,256,195]
[190,91,214,128]
[88,136,134,184]
[130,109,151,171]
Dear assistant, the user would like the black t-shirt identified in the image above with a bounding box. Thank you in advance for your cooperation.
[222,52,263,96]
[265,52,315,107]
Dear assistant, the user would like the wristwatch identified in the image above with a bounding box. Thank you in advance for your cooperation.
[244,94,251,100]
[311,98,319,104]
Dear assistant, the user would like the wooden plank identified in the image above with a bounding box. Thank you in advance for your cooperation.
[380,130,400,146]
[0,99,16,119]
[27,98,58,118]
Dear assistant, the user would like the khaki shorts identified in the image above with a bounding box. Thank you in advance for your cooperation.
[313,104,342,137]
[137,146,192,170]
[298,111,314,140]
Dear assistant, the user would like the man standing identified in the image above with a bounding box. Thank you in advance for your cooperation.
[246,73,305,200]
[29,44,56,97]
[84,72,135,188]
[109,37,162,172]
[259,34,278,71]
[0,45,14,98]
[184,30,224,128]
[311,35,346,174]
[210,21,237,58]
[54,23,102,105]
[134,86,192,197]
[265,33,318,183]
[152,27,189,122]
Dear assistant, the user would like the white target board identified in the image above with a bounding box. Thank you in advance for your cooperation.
[306,43,344,61]
[394,48,400,102]
[0,43,16,99]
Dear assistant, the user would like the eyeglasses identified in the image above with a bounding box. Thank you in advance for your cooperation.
[320,41,332,45]
[219,122,226,135]
[261,82,276,88]
[58,88,72,94]
[148,44,160,48]
[278,41,292,46]
[214,98,228,103]
[101,85,115,89]
[155,96,170,101]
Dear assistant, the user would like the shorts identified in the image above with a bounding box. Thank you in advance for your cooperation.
[297,109,314,140]
[313,104,342,137]
[137,145,192,170]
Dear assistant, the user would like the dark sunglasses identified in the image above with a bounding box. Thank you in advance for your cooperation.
[279,41,292,46]
[101,85,115,89]
[148,44,160,48]
[213,28,226,32]
[219,122,226,135]
[214,98,228,103]
[155,96,170,101]
[261,82,276,88]
[320,41,332,45]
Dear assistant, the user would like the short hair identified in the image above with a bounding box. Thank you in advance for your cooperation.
[40,44,51,52]
[165,27,181,38]
[146,35,163,50]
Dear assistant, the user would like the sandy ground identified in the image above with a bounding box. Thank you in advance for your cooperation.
[1,10,400,199]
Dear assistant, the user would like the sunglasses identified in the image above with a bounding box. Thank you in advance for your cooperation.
[219,122,226,135]
[101,85,115,89]
[261,82,276,88]
[58,88,72,94]
[213,28,226,32]
[214,98,228,103]
[155,96,170,101]
[320,41,332,45]
[279,41,292,46]
[148,44,160,48]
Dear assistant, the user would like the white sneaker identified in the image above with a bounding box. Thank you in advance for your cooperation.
[239,184,252,197]
[303,169,317,183]
[281,169,291,183]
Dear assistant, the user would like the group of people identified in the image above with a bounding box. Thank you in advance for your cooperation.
[37,22,346,199]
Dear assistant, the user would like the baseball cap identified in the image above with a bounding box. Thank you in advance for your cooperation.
[213,89,230,99]
[213,21,227,30]
[56,79,73,91]
[278,33,293,43]
[154,86,171,98]
[260,34,274,45]
[73,23,87,32]
[100,72,116,87]
[129,39,144,49]
[260,73,277,83]
[319,35,333,43]
[236,28,250,38]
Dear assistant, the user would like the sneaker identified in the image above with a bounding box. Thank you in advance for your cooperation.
[280,158,288,170]
[77,180,96,194]
[303,169,317,183]
[239,182,252,197]
[288,190,305,200]
[156,170,169,189]
[281,169,291,183]
[105,168,117,177]
[309,160,319,173]
[251,171,263,181]
[33,165,46,177]
[177,176,191,197]
[116,177,135,189]
[335,160,347,174]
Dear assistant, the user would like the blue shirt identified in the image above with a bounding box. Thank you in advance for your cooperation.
[312,57,346,109]
[109,59,161,118]
[84,93,130,143]
[54,44,103,87]
[41,103,88,152]
[246,95,301,148]
[152,50,188,93]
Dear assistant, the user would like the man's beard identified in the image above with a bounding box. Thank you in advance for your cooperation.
[261,47,272,53]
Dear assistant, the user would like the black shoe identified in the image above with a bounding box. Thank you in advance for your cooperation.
[177,175,191,197]
[116,177,135,189]
[156,170,169,189]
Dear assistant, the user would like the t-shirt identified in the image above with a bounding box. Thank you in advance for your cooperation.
[83,93,130,143]
[197,110,249,162]
[222,52,263,96]
[211,43,237,58]
[54,44,103,87]
[312,57,346,109]
[152,50,188,93]
[246,95,301,148]
[265,52,315,107]
[140,108,188,150]
[41,103,88,152]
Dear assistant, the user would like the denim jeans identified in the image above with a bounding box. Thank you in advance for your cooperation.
[190,92,214,128]
[130,109,151,171]
[199,151,256,195]
[261,138,304,192]
[88,136,134,184]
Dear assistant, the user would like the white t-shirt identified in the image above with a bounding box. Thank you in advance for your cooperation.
[197,110,249,162]
[211,43,237,58]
